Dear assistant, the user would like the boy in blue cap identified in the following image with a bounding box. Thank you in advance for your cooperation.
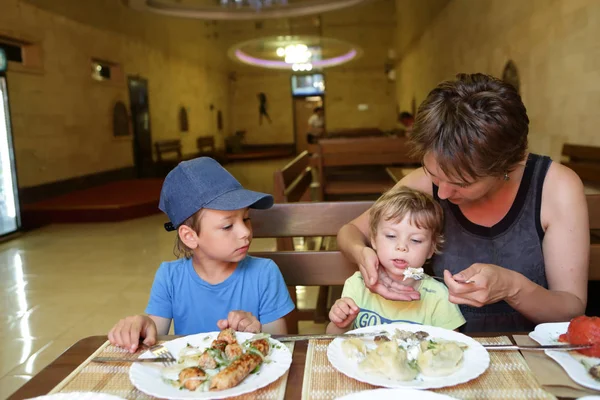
[108,157,294,352]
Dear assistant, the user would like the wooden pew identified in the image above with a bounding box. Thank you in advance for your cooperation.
[250,195,600,329]
[197,136,216,157]
[272,152,324,333]
[562,144,600,186]
[315,136,419,198]
[155,139,182,163]
[249,202,373,327]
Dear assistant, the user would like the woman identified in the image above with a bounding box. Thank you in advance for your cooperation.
[337,73,589,332]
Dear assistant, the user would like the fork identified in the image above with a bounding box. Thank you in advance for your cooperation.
[429,275,475,284]
[146,343,176,366]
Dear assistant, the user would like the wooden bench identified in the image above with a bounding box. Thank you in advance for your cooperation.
[197,136,216,157]
[250,195,600,329]
[250,201,372,333]
[315,136,419,199]
[155,139,182,164]
[562,144,600,186]
[272,151,325,332]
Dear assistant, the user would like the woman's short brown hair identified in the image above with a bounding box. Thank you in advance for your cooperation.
[369,187,444,254]
[410,73,529,182]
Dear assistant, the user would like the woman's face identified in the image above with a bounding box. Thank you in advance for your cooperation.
[422,152,501,205]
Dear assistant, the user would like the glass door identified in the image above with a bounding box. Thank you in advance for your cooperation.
[0,74,21,236]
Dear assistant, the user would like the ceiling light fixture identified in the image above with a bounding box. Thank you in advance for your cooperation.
[124,0,377,20]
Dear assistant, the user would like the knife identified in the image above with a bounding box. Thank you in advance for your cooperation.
[92,357,173,363]
[276,331,388,342]
[483,343,593,351]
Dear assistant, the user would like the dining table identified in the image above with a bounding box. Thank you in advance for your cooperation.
[7,332,595,400]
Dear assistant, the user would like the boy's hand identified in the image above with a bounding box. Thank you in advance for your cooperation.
[217,311,261,333]
[329,297,359,328]
[108,315,157,353]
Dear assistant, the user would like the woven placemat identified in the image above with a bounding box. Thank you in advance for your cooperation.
[49,340,294,400]
[301,337,557,400]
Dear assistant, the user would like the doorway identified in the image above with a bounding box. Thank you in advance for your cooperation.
[128,76,153,178]
[293,95,323,154]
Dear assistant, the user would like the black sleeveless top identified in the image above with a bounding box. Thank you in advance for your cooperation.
[432,154,552,333]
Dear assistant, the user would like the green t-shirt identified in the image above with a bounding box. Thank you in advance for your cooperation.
[342,272,465,331]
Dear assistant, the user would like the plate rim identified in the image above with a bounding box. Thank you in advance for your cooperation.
[128,331,292,399]
[326,322,490,390]
[529,321,600,391]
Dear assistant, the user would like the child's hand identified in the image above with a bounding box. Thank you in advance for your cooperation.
[108,315,157,353]
[217,311,261,333]
[329,297,359,328]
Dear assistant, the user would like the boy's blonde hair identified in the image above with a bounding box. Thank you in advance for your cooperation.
[369,186,444,254]
[174,209,204,258]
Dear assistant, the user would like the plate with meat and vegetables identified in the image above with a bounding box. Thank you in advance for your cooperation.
[530,316,600,391]
[129,328,292,399]
[327,323,490,389]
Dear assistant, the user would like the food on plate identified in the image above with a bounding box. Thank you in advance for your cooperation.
[342,338,368,359]
[417,340,465,377]
[589,363,600,380]
[210,338,270,390]
[342,329,467,381]
[402,267,424,281]
[558,315,600,357]
[359,340,419,381]
[164,330,274,392]
[178,366,207,391]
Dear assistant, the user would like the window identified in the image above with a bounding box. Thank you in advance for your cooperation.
[91,59,123,83]
[0,34,42,72]
[0,42,22,63]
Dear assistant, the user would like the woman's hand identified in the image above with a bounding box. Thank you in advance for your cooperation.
[357,247,419,301]
[444,263,518,307]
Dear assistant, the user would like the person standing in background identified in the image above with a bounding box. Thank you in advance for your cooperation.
[307,106,325,144]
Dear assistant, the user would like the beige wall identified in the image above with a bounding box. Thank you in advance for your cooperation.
[3,0,228,188]
[225,0,398,145]
[395,0,600,160]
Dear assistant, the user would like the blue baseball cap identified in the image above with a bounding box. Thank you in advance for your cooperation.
[159,157,273,231]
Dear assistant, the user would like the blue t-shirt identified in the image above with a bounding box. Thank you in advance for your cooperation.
[145,256,295,335]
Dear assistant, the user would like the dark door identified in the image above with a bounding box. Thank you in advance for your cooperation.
[128,76,154,178]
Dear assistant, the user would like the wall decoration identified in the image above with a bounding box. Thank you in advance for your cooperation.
[112,101,130,137]
[179,106,189,132]
[502,60,520,94]
[257,92,272,125]
[217,110,223,132]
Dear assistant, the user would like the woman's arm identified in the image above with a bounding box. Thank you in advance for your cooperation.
[446,163,588,322]
[336,168,432,301]
[514,163,588,321]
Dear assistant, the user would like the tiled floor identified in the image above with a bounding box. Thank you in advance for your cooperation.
[0,158,328,398]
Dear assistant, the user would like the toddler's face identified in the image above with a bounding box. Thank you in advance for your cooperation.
[194,207,252,262]
[371,214,435,282]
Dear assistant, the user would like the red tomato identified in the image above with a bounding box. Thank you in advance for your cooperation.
[559,315,600,357]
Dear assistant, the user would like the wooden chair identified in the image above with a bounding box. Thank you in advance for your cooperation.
[562,144,600,185]
[155,139,182,163]
[197,136,216,157]
[250,201,372,333]
[316,136,419,199]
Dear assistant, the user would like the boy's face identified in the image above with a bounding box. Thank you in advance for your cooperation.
[192,207,252,263]
[371,214,435,282]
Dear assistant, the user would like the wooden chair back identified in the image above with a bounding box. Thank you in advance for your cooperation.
[155,139,182,163]
[250,201,371,332]
[562,144,600,185]
[588,194,600,280]
[197,136,216,156]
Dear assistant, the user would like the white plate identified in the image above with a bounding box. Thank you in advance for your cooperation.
[327,323,490,389]
[336,388,456,399]
[28,394,125,400]
[129,332,292,399]
[529,322,600,391]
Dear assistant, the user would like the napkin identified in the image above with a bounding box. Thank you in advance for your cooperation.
[514,335,599,398]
